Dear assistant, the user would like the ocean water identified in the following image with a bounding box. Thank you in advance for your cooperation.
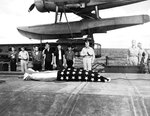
[100,48,128,66]
[101,48,128,58]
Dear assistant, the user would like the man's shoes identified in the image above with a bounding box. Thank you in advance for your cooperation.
[106,78,111,82]
[23,73,30,80]
[100,76,111,82]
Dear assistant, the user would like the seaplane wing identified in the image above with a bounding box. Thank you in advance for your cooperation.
[17,15,150,40]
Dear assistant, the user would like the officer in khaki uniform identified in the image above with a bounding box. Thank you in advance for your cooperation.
[80,40,95,71]
[18,47,29,73]
[127,40,139,66]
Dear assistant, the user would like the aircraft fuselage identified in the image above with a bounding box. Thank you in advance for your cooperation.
[35,0,146,13]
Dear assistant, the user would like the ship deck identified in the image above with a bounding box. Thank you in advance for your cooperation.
[0,73,150,116]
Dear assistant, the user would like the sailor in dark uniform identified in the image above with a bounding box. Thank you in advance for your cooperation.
[9,47,17,71]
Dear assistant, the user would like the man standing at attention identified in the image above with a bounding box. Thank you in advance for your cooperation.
[80,39,95,71]
[127,40,139,66]
[32,46,42,71]
[54,44,66,70]
[43,43,54,70]
[137,42,148,65]
[65,45,75,68]
[9,47,17,71]
[18,47,29,73]
[137,42,149,73]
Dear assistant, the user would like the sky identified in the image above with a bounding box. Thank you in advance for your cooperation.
[0,0,150,48]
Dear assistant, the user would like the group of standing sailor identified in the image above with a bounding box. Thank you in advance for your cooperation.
[42,40,95,71]
[127,40,149,73]
[9,39,95,73]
